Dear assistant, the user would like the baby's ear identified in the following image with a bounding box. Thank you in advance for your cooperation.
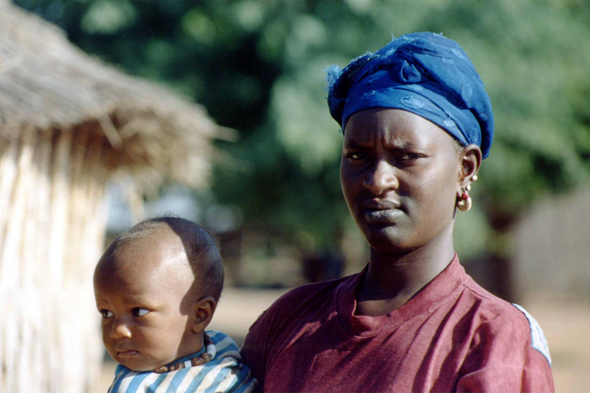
[191,296,216,334]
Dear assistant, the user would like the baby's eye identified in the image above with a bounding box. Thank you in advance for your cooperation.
[100,310,113,319]
[132,308,150,317]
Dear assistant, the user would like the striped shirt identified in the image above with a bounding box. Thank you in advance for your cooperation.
[107,330,256,393]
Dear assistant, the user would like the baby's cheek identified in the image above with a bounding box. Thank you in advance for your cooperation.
[100,324,113,346]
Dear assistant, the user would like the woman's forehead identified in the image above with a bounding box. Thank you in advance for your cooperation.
[343,108,456,148]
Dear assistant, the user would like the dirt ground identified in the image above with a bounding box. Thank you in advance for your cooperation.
[524,297,590,393]
[98,289,589,392]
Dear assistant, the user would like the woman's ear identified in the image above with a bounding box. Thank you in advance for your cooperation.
[458,144,482,189]
[191,296,217,334]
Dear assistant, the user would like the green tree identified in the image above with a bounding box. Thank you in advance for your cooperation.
[15,0,590,292]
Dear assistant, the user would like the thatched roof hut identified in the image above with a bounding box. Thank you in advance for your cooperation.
[0,2,228,392]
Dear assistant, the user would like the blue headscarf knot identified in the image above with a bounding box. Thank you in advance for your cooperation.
[327,32,494,158]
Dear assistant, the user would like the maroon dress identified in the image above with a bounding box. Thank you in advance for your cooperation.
[241,255,554,392]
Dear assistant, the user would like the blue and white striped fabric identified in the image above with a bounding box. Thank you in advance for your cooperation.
[107,330,256,393]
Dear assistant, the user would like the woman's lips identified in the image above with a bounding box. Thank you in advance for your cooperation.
[364,208,403,224]
[363,199,402,224]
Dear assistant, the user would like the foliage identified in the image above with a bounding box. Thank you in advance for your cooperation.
[13,0,590,261]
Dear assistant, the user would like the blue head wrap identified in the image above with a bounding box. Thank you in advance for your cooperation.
[327,32,494,158]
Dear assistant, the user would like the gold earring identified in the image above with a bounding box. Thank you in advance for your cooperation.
[457,190,472,212]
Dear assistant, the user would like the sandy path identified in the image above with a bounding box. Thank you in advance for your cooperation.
[525,298,590,393]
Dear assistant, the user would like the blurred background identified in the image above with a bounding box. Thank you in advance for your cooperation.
[1,0,589,392]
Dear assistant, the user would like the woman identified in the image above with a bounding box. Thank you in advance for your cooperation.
[241,32,554,392]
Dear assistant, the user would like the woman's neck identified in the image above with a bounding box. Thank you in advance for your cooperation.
[355,230,456,316]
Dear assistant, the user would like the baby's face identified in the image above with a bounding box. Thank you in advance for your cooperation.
[94,235,201,371]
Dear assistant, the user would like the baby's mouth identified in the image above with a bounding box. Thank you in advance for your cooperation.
[116,348,141,358]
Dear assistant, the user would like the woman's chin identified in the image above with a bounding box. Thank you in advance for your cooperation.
[364,227,414,254]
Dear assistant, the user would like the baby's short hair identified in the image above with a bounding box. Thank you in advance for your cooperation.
[106,215,224,301]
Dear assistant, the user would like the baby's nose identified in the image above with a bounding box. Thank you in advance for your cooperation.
[111,319,132,339]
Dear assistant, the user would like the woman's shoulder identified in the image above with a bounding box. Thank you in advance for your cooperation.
[452,280,554,390]
[266,273,357,309]
[247,273,360,332]
[457,276,552,366]
[241,273,362,383]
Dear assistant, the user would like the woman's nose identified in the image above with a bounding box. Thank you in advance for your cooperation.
[362,160,399,195]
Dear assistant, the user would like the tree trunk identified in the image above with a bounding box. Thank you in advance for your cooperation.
[487,210,519,303]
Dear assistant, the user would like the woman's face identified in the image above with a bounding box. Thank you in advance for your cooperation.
[340,108,462,254]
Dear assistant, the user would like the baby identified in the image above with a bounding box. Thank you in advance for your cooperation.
[94,216,256,393]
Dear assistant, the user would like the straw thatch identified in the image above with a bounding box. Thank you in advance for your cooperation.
[0,2,229,392]
[0,0,230,192]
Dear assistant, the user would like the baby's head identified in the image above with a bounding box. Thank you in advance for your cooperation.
[93,216,223,372]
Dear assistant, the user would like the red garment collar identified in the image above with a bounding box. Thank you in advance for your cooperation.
[336,254,466,336]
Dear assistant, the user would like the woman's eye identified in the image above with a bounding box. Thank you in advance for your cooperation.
[100,310,113,319]
[346,152,367,160]
[399,153,421,161]
[132,308,150,317]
